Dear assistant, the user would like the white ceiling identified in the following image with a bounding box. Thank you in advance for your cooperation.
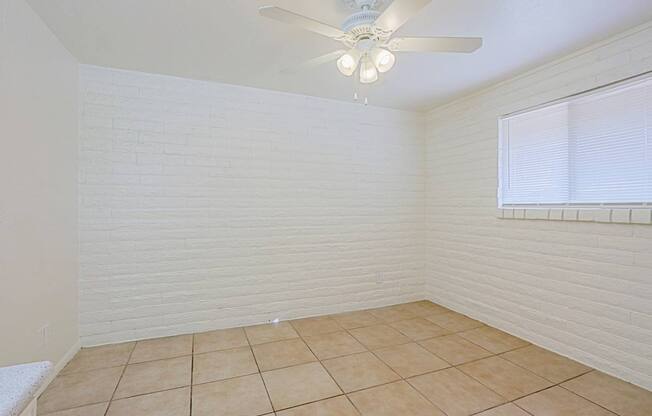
[27,0,652,111]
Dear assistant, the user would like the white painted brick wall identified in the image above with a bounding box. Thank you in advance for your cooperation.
[425,22,652,390]
[78,65,425,346]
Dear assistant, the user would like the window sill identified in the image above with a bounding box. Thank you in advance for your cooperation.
[497,208,652,224]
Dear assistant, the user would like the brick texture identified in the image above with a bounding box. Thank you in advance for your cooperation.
[78,65,425,346]
[425,22,652,390]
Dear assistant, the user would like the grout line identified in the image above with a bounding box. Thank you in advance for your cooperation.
[342,308,452,413]
[289,318,349,396]
[269,394,349,414]
[47,363,128,377]
[103,341,137,416]
[289,312,449,414]
[243,325,276,414]
[344,394,365,416]
[191,336,614,416]
[38,400,110,415]
[54,348,199,378]
[334,309,617,415]
[400,380,449,415]
[35,316,493,414]
[498,348,593,384]
[48,302,634,416]
[189,334,194,416]
[190,370,261,387]
[282,317,407,413]
[193,344,253,357]
[122,352,194,366]
[277,317,375,414]
[98,386,191,405]
[471,401,536,416]
[557,378,623,416]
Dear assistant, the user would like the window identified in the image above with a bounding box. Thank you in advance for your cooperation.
[498,74,652,208]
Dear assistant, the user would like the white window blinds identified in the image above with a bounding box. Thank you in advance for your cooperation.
[499,75,652,207]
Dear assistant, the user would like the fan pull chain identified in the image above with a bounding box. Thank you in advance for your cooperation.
[353,91,369,105]
[352,66,369,106]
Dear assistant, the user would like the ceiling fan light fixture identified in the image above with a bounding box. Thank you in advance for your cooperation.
[258,1,483,90]
[336,49,361,76]
[359,56,378,83]
[370,48,395,73]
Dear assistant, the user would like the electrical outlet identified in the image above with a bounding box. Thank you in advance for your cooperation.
[375,272,384,285]
[39,324,49,347]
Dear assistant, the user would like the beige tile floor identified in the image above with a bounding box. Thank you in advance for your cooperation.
[38,301,652,416]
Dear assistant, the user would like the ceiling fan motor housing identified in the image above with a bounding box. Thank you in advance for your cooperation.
[342,10,381,34]
[341,0,391,48]
[343,0,381,10]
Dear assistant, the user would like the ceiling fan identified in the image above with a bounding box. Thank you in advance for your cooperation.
[259,0,482,84]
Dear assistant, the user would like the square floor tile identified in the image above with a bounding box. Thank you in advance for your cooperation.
[114,356,191,399]
[348,380,445,416]
[40,402,109,416]
[408,367,505,416]
[374,343,449,378]
[194,328,249,354]
[245,322,299,345]
[322,352,400,393]
[290,316,343,336]
[193,346,258,384]
[389,318,450,341]
[349,324,410,350]
[501,345,591,383]
[332,311,381,329]
[275,396,360,416]
[252,338,316,371]
[38,366,123,414]
[516,386,617,416]
[61,342,134,374]
[129,335,193,364]
[474,403,531,416]
[419,334,492,365]
[191,374,272,416]
[562,371,652,416]
[369,305,417,322]
[106,387,190,416]
[400,301,451,317]
[262,362,342,410]
[303,330,367,360]
[458,327,529,354]
[425,312,484,332]
[459,356,552,400]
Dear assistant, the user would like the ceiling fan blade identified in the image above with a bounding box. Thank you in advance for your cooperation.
[259,6,345,39]
[374,0,432,33]
[281,50,346,73]
[387,36,483,53]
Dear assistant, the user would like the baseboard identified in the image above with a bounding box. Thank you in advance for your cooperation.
[36,340,81,397]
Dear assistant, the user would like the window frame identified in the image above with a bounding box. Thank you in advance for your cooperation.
[497,71,652,210]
